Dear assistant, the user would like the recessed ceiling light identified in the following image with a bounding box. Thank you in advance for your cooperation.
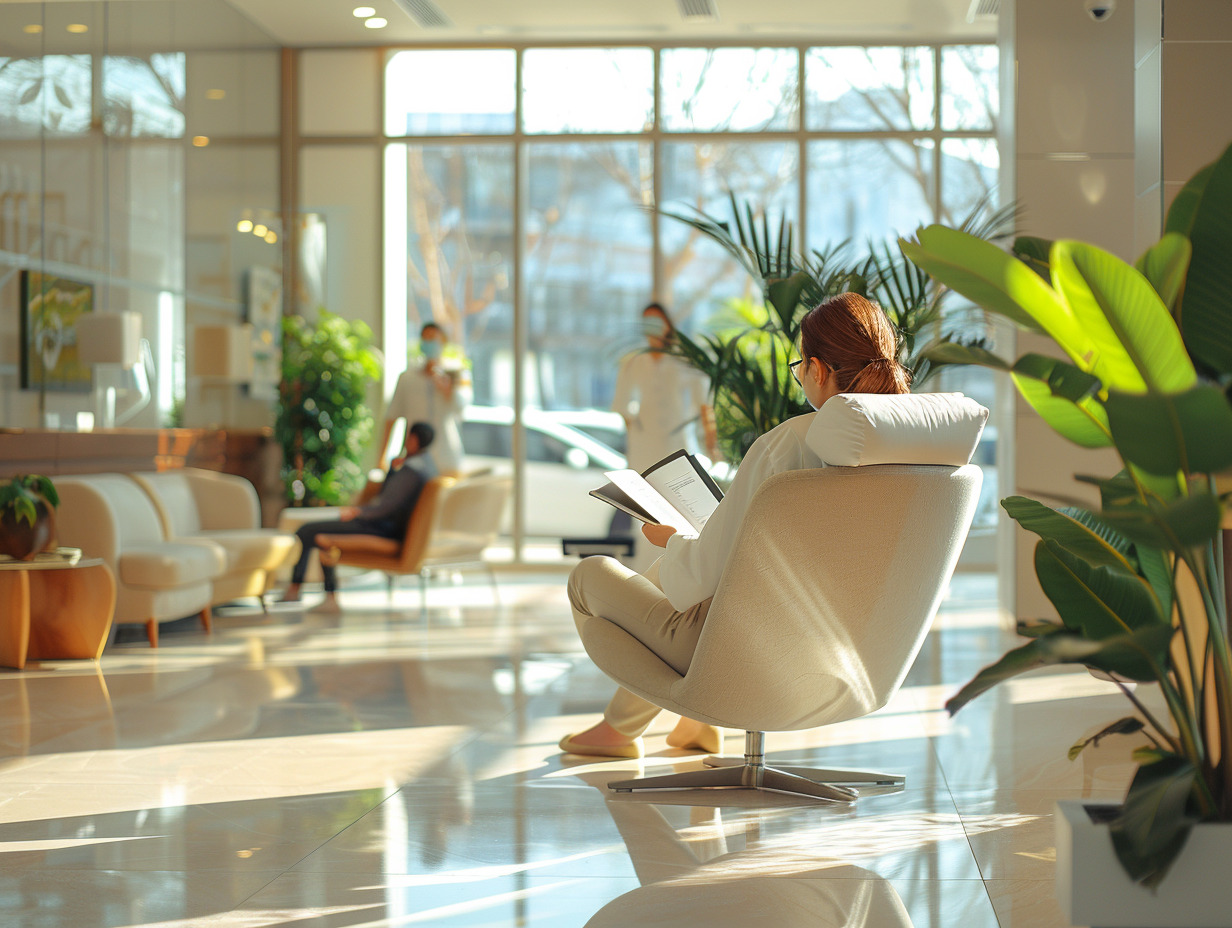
[192,135,210,147]
[237,219,254,233]
[205,89,226,101]
[353,6,376,16]
[264,231,278,244]
[66,23,89,34]
[253,224,269,237]
[23,24,43,34]
[364,16,388,28]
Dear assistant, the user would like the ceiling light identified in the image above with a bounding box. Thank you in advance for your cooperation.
[264,231,278,244]
[237,219,254,233]
[364,16,388,28]
[353,6,376,16]
[23,24,42,34]
[253,224,269,237]
[205,89,226,101]
[192,135,210,147]
[66,23,89,34]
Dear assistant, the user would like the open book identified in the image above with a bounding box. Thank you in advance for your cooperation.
[589,449,724,536]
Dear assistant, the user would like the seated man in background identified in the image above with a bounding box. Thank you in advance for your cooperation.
[281,421,436,612]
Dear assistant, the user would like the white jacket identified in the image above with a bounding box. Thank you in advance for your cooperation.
[658,412,825,611]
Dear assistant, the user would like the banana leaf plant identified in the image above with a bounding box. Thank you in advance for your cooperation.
[899,139,1232,889]
[660,193,1014,462]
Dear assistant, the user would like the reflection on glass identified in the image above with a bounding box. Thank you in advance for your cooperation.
[941,45,999,131]
[659,140,798,325]
[660,47,798,132]
[940,137,999,226]
[806,47,934,131]
[806,139,933,249]
[385,49,515,136]
[522,48,653,134]
[103,53,185,137]
[0,55,92,137]
[520,141,649,538]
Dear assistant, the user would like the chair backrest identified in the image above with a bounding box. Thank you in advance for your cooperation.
[393,476,454,571]
[426,473,513,560]
[128,471,202,537]
[55,474,169,565]
[672,463,981,733]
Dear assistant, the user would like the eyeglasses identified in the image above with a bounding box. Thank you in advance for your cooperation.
[789,359,804,383]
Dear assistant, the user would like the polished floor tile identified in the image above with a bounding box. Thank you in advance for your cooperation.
[0,569,1140,926]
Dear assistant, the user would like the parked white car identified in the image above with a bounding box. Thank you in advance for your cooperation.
[460,406,627,539]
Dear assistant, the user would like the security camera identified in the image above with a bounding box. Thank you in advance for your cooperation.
[1084,0,1116,21]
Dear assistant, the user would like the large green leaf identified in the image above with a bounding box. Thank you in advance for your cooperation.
[1051,241,1196,395]
[1175,141,1232,376]
[1134,232,1192,313]
[1109,755,1200,889]
[899,226,1055,335]
[1068,717,1144,761]
[1103,385,1232,476]
[945,625,1174,715]
[1012,235,1053,281]
[1035,540,1167,638]
[1165,164,1214,237]
[921,341,1011,370]
[1009,354,1112,448]
[1002,497,1135,573]
[1099,493,1224,551]
[1134,545,1175,621]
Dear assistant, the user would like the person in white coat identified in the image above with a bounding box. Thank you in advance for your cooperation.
[612,303,716,470]
[559,292,913,758]
[382,322,473,477]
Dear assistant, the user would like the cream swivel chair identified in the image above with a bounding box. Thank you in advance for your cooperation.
[577,393,985,801]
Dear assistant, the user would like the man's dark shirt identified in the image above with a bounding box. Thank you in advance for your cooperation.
[357,462,428,535]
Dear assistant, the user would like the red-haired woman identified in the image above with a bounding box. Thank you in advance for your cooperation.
[562,292,911,758]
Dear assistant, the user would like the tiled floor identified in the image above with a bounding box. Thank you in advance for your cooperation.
[0,570,1148,927]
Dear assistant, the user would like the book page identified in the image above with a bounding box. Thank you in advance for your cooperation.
[640,453,721,533]
[603,470,698,535]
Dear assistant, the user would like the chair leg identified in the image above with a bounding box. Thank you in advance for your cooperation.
[484,562,500,606]
[199,607,212,634]
[146,620,159,648]
[385,572,395,600]
[258,594,268,614]
[418,569,429,619]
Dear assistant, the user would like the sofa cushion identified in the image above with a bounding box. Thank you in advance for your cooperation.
[131,472,202,536]
[198,529,299,573]
[805,392,989,467]
[119,540,225,588]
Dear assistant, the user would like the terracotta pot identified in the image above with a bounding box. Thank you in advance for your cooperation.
[0,500,55,560]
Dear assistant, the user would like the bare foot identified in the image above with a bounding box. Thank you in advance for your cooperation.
[666,717,722,753]
[566,720,637,748]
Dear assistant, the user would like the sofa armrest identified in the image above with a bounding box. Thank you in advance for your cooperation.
[183,469,260,531]
[54,479,122,568]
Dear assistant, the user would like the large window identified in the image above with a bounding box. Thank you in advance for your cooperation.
[379,43,1001,556]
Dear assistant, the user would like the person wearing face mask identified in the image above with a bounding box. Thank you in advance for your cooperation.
[611,303,716,570]
[559,292,912,759]
[382,322,473,477]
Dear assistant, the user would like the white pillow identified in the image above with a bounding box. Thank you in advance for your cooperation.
[805,392,989,466]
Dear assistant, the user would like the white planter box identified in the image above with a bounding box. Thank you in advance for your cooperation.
[1055,799,1232,927]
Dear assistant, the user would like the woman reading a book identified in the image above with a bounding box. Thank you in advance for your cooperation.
[560,292,911,758]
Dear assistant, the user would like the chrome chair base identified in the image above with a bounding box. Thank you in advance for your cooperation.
[607,730,904,802]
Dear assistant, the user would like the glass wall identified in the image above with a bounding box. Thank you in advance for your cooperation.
[0,1,280,430]
[377,42,1001,558]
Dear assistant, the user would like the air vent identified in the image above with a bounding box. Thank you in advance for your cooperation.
[967,0,999,20]
[391,0,453,28]
[677,0,719,23]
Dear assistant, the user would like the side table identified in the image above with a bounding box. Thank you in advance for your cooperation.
[0,557,116,670]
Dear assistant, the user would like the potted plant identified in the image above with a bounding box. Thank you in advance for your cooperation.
[660,194,1009,461]
[899,140,1232,924]
[276,309,383,507]
[0,475,60,560]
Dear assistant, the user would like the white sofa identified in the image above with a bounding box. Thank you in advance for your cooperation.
[55,474,226,647]
[54,469,300,647]
[129,468,299,608]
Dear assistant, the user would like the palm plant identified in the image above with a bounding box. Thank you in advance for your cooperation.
[899,140,1232,888]
[659,194,1013,461]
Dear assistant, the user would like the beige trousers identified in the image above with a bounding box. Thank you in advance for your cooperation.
[568,555,711,738]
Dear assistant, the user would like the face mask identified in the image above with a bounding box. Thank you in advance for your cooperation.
[421,340,442,360]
